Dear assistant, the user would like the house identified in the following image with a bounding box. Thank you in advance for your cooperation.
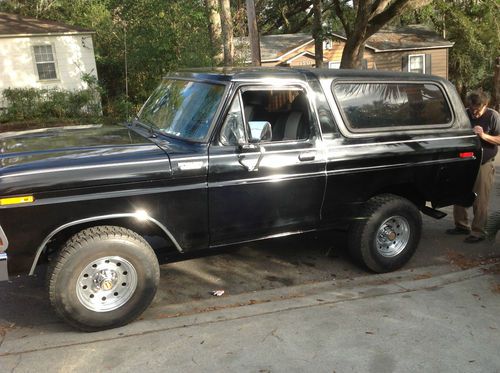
[0,12,98,107]
[238,25,453,79]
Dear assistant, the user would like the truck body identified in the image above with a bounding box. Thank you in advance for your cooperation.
[0,68,481,330]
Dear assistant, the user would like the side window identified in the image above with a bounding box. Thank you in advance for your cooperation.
[220,95,246,146]
[333,82,452,132]
[241,88,312,142]
[307,79,339,139]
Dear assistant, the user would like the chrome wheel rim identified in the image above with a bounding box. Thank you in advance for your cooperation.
[76,256,137,312]
[375,216,410,258]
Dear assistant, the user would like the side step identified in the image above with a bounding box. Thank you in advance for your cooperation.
[420,206,447,219]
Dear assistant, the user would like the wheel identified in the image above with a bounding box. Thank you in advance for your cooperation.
[348,194,422,273]
[48,226,160,331]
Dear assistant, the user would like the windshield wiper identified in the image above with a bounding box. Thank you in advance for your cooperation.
[135,117,158,138]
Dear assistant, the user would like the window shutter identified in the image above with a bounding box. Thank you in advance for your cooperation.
[362,59,368,69]
[425,54,432,75]
[401,55,409,72]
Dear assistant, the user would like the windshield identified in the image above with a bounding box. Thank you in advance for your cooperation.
[137,79,226,141]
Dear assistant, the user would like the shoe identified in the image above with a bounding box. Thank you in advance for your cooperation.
[446,227,471,235]
[464,235,485,243]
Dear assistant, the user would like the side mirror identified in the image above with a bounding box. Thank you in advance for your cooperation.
[248,121,272,143]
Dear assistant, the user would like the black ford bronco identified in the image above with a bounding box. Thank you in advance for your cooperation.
[0,68,481,331]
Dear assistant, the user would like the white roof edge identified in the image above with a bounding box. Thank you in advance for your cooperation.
[285,51,316,63]
[276,38,314,61]
[372,44,455,53]
[0,31,95,39]
[330,32,453,52]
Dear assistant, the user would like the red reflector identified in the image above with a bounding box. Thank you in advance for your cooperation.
[459,152,474,159]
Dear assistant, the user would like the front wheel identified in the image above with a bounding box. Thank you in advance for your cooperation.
[48,226,160,331]
[348,194,422,273]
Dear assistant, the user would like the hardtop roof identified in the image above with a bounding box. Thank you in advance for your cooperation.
[169,67,448,84]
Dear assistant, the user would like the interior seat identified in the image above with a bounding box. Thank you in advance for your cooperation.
[273,94,310,141]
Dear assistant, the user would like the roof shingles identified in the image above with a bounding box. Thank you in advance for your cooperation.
[0,12,92,36]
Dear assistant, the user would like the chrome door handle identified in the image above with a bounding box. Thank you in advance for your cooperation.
[299,151,316,162]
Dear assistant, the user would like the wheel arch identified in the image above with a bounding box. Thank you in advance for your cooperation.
[371,183,425,208]
[29,213,183,275]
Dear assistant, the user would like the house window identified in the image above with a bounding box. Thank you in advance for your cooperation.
[328,61,340,69]
[323,39,333,50]
[408,54,425,74]
[33,45,57,80]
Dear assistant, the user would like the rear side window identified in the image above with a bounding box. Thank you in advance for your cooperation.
[333,82,452,132]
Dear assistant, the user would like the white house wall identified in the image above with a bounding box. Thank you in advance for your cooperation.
[0,34,98,97]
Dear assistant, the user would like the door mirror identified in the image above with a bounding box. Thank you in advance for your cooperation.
[248,121,272,143]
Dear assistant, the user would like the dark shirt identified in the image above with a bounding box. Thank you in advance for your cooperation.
[466,108,500,163]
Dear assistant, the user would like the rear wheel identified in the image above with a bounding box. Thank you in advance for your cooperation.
[349,194,422,273]
[48,226,160,331]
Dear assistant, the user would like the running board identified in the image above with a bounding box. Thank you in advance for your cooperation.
[420,206,447,219]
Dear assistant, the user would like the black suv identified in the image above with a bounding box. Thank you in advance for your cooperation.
[0,68,481,331]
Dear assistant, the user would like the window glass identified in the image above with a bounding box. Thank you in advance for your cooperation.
[333,82,452,131]
[307,79,338,138]
[33,45,57,80]
[220,96,246,146]
[138,79,225,141]
[241,89,311,141]
[409,55,424,74]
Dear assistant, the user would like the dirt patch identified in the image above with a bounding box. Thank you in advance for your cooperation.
[446,251,499,270]
[412,273,433,280]
[491,283,500,294]
[0,322,16,337]
[446,251,482,269]
[482,263,500,275]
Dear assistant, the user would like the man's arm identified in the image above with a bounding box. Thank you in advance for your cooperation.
[473,110,500,145]
[473,126,500,145]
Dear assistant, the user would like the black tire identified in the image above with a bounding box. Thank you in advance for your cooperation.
[348,194,422,273]
[48,226,160,332]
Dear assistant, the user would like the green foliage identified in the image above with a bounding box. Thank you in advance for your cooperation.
[1,87,102,123]
[398,0,500,96]
[0,0,213,110]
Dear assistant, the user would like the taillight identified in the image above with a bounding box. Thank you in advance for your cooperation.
[459,152,475,159]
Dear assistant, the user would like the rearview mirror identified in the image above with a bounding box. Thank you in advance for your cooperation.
[248,121,272,143]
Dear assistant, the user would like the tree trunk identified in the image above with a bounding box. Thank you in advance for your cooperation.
[219,0,234,66]
[340,33,366,69]
[312,0,323,68]
[246,0,261,66]
[205,0,223,65]
[493,56,500,111]
[335,0,430,69]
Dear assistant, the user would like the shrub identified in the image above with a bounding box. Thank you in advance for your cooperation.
[0,83,102,123]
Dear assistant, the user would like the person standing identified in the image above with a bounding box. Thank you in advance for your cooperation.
[447,91,500,243]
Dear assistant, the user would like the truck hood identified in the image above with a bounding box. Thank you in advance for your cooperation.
[0,124,172,195]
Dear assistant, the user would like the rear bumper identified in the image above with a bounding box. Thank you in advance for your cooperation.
[0,252,7,281]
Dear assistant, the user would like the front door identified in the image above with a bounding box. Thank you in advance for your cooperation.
[208,85,326,246]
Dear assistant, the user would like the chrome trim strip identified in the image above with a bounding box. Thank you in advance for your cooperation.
[29,213,183,275]
[1,159,171,179]
[326,157,474,176]
[170,156,208,162]
[0,225,8,251]
[0,252,8,282]
[209,170,326,188]
[209,147,316,158]
[15,183,207,208]
[326,135,477,151]
[210,228,317,249]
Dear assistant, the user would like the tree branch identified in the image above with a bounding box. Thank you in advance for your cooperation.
[366,0,412,36]
[369,0,391,21]
[332,0,350,36]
